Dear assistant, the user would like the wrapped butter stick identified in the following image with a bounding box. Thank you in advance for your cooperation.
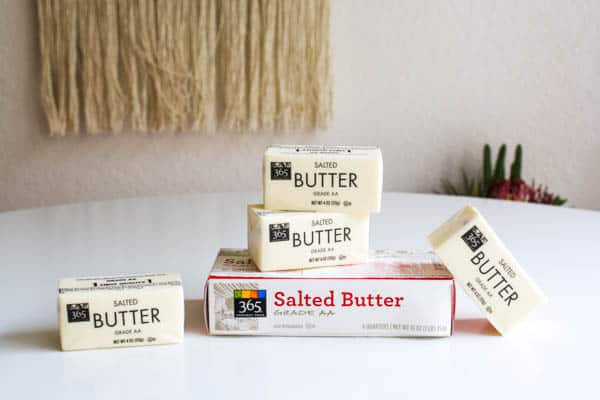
[428,205,547,335]
[263,145,383,213]
[248,204,369,271]
[58,273,184,351]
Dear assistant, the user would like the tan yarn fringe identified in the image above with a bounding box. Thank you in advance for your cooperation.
[37,0,331,136]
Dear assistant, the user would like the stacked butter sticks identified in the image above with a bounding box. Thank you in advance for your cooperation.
[57,144,548,350]
[205,145,456,337]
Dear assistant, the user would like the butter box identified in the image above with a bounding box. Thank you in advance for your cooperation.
[248,204,370,271]
[58,273,184,351]
[428,205,547,335]
[263,145,383,213]
[205,249,455,337]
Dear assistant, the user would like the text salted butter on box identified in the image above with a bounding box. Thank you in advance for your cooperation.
[205,249,455,337]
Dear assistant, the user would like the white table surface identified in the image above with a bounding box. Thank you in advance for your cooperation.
[1,192,598,399]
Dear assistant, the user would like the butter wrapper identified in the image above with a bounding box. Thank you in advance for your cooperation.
[263,145,383,213]
[58,273,184,351]
[248,204,369,271]
[429,205,547,335]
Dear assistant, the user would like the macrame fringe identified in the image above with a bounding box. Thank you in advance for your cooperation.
[37,0,331,136]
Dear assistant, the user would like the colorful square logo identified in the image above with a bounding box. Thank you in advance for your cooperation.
[234,289,267,318]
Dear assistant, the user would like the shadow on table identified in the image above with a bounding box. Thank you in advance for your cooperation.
[0,307,493,347]
[0,328,60,351]
[454,318,500,336]
[185,299,208,335]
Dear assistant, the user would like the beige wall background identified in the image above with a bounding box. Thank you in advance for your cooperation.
[1,0,599,212]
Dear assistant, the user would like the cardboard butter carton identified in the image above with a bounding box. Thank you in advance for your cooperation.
[205,249,455,337]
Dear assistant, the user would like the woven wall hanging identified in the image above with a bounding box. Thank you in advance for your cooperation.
[37,0,331,136]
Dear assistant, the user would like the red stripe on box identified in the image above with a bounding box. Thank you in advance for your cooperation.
[208,275,453,281]
[451,280,456,335]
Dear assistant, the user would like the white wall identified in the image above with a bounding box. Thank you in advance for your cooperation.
[1,0,599,212]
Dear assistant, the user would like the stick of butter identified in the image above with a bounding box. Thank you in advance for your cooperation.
[263,145,383,213]
[428,205,547,335]
[58,273,184,351]
[248,204,369,271]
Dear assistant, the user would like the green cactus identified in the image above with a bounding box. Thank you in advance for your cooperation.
[493,144,507,181]
[483,144,492,192]
[437,143,566,206]
[510,144,523,181]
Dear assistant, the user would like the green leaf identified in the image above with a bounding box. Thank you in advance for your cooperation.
[440,171,485,198]
[461,170,470,194]
[483,144,492,189]
[441,179,458,195]
[473,182,481,197]
[494,144,507,181]
[510,144,523,181]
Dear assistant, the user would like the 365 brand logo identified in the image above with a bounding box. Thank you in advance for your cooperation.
[234,290,267,318]
[461,225,488,252]
[269,223,290,242]
[66,303,90,323]
[270,161,291,180]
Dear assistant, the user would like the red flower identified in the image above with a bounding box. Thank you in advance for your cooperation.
[489,179,531,202]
